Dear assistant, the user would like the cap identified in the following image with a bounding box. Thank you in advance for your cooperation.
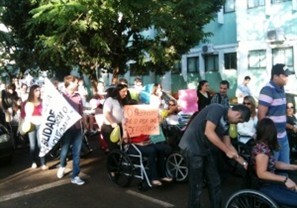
[271,64,295,78]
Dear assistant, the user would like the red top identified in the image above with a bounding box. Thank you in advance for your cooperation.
[20,102,42,119]
[129,135,150,144]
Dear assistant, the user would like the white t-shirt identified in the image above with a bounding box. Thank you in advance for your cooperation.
[103,97,124,125]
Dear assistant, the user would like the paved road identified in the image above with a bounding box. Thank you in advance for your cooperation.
[0,136,243,208]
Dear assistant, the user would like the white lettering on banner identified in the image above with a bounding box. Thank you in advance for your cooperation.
[39,78,82,157]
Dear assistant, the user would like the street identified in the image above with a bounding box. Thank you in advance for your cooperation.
[0,135,243,208]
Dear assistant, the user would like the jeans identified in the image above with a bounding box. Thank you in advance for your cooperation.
[183,150,222,208]
[59,128,83,179]
[260,183,297,207]
[274,136,290,164]
[154,142,172,178]
[28,125,45,166]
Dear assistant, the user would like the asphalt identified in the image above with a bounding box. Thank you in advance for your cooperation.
[0,135,245,208]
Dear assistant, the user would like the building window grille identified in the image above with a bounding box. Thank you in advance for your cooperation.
[224,0,235,13]
[248,0,265,8]
[187,56,199,73]
[248,50,266,70]
[271,0,291,4]
[272,47,294,70]
[205,54,219,72]
[224,52,237,70]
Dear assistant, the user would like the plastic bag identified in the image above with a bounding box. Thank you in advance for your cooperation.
[110,125,121,143]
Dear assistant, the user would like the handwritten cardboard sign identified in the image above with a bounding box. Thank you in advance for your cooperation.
[124,105,159,137]
[178,89,198,114]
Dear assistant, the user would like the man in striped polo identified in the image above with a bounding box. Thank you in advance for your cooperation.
[258,63,295,164]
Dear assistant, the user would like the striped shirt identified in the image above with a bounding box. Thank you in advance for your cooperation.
[258,81,287,140]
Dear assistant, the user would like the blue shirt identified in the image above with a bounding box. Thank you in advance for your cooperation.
[258,80,287,140]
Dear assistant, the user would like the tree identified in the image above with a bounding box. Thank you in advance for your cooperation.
[26,0,224,79]
[0,0,39,79]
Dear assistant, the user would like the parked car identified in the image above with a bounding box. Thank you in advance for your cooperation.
[0,123,14,164]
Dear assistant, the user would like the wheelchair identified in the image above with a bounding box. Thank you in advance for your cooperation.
[225,137,296,208]
[162,122,188,182]
[106,142,153,191]
[106,127,189,190]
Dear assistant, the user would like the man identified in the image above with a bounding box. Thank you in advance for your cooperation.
[258,63,295,164]
[179,104,250,208]
[236,76,251,104]
[210,80,230,107]
[57,75,86,185]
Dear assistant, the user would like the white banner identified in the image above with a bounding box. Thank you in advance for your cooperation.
[39,78,82,157]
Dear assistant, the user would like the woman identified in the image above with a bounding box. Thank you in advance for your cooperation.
[101,84,128,150]
[286,102,297,157]
[197,80,211,112]
[252,118,297,207]
[237,96,258,143]
[23,84,47,170]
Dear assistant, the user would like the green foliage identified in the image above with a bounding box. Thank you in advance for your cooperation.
[0,0,224,79]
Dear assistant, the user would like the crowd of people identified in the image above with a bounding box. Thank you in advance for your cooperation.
[1,63,297,207]
[179,63,297,208]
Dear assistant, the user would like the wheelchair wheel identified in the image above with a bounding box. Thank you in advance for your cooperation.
[166,152,188,182]
[138,180,149,192]
[225,189,279,208]
[106,149,134,187]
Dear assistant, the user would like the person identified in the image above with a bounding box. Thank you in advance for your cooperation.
[1,83,19,124]
[56,75,86,186]
[179,103,251,208]
[133,77,143,91]
[258,63,295,164]
[286,102,297,159]
[236,76,251,104]
[251,118,297,207]
[150,83,165,108]
[197,80,211,112]
[128,134,172,186]
[22,84,47,169]
[105,77,118,98]
[210,80,230,107]
[77,78,88,107]
[101,84,128,151]
[237,96,258,144]
[19,83,29,102]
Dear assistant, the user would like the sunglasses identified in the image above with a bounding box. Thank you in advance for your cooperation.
[169,103,176,106]
[243,102,251,105]
[287,106,294,109]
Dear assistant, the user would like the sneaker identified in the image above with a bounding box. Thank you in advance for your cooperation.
[151,180,162,186]
[71,176,85,186]
[57,167,65,179]
[161,177,173,182]
[31,163,37,169]
[41,165,49,170]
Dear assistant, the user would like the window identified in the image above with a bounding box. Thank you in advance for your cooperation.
[272,47,294,70]
[187,57,199,73]
[248,0,265,8]
[271,0,291,4]
[248,50,266,70]
[224,0,235,13]
[205,54,219,72]
[224,52,237,70]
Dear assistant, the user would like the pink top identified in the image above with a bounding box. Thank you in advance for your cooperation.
[32,103,42,116]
